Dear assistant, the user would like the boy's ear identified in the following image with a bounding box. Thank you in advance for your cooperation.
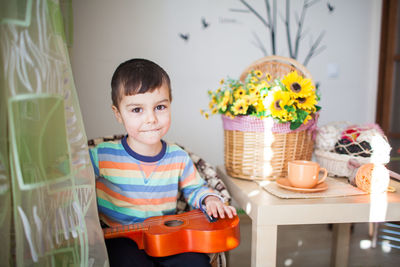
[112,105,123,124]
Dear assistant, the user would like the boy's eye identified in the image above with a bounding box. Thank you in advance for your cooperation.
[155,105,166,111]
[132,107,142,113]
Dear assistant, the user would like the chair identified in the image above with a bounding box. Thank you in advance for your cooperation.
[88,134,233,267]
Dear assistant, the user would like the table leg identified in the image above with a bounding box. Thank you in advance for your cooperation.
[251,221,277,267]
[330,223,351,267]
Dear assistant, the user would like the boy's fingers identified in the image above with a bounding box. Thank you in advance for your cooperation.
[223,206,232,218]
[217,205,225,218]
[208,203,218,218]
[231,206,237,216]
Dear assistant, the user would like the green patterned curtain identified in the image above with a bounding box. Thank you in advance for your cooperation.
[0,0,108,266]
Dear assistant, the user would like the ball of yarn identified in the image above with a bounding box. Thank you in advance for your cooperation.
[355,163,390,193]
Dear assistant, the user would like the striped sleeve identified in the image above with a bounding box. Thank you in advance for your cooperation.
[178,152,215,209]
[89,146,99,177]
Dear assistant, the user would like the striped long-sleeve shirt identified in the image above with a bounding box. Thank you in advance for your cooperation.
[89,136,215,226]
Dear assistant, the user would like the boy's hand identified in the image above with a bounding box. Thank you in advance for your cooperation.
[203,195,237,219]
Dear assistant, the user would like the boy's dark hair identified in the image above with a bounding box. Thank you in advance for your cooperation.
[111,58,171,108]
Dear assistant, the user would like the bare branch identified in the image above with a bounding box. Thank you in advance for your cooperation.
[265,0,277,54]
[285,0,294,58]
[251,32,268,56]
[305,0,321,8]
[294,0,308,59]
[229,8,251,13]
[239,0,270,29]
[303,31,326,66]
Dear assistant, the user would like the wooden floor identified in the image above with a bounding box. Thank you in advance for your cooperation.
[228,213,400,267]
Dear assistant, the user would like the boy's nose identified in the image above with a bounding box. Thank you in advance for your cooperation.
[145,111,157,123]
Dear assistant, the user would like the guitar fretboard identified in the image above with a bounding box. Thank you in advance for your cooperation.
[104,222,148,235]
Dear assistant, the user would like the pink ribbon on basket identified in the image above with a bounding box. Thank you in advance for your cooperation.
[221,114,318,136]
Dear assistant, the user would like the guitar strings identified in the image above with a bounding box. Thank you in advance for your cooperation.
[105,212,233,233]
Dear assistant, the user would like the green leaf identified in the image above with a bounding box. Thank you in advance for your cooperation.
[290,121,302,130]
[297,109,308,121]
[285,105,295,112]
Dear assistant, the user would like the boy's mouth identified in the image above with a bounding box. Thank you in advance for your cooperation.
[141,128,161,133]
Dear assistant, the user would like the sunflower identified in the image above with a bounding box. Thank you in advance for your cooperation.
[248,86,256,95]
[247,83,255,91]
[231,98,249,115]
[255,99,265,114]
[225,110,235,119]
[264,88,293,120]
[303,114,313,124]
[281,71,314,98]
[295,93,317,111]
[234,88,246,99]
[250,89,260,98]
[255,70,263,78]
[218,91,231,112]
[250,76,258,83]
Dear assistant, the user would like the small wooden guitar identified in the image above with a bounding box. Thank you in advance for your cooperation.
[103,209,240,257]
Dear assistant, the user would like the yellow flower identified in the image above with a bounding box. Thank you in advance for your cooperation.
[295,93,317,111]
[218,92,231,112]
[255,99,265,113]
[282,71,314,98]
[225,110,235,119]
[231,98,249,115]
[249,90,261,107]
[259,81,269,89]
[248,86,256,94]
[203,70,320,126]
[303,114,312,124]
[234,88,246,99]
[208,100,215,109]
[265,87,292,119]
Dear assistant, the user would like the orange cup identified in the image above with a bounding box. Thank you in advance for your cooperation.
[288,160,328,189]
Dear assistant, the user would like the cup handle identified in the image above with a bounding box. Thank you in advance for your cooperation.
[317,168,328,184]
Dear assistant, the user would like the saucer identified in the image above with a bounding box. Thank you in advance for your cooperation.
[276,178,328,193]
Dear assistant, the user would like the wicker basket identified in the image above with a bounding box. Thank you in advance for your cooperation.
[314,122,391,178]
[314,149,372,178]
[223,56,316,180]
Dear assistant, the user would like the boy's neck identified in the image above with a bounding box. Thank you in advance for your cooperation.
[126,136,163,157]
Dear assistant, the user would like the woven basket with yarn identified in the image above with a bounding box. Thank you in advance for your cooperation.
[314,122,391,178]
[224,56,317,180]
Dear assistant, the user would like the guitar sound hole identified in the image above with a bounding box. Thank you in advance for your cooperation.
[164,219,184,227]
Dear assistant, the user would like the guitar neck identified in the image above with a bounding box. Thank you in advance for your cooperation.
[103,223,148,249]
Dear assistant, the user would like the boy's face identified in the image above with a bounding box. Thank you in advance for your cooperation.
[112,84,171,153]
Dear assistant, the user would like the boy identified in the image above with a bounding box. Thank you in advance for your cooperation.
[90,58,237,266]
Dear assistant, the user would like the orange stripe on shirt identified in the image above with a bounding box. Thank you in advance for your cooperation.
[156,162,183,172]
[99,161,141,170]
[96,182,176,205]
[100,161,183,173]
[179,170,198,188]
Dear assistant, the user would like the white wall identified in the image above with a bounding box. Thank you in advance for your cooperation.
[72,0,382,166]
